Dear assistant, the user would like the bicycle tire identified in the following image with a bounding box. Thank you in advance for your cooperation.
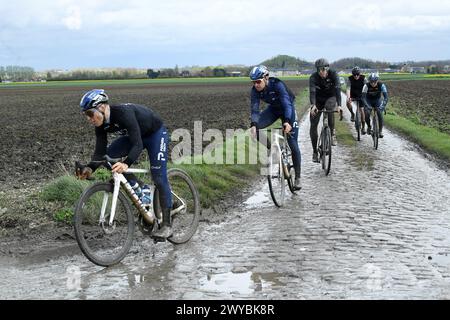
[323,127,332,175]
[267,144,285,207]
[74,182,135,267]
[319,129,325,170]
[355,104,361,141]
[372,113,379,150]
[282,141,296,194]
[153,168,201,244]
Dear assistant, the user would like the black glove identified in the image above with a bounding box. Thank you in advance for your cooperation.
[75,161,93,180]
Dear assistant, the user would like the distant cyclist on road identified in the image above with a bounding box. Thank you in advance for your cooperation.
[309,58,343,162]
[75,89,173,239]
[362,73,389,138]
[249,65,302,190]
[346,66,367,133]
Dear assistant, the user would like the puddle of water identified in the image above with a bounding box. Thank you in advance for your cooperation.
[199,271,285,295]
[429,253,450,267]
[243,191,270,208]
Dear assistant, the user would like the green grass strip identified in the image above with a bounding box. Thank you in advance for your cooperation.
[384,112,450,161]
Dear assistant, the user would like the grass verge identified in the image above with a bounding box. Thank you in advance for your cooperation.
[384,106,450,162]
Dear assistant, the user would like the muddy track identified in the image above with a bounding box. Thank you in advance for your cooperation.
[1,110,449,299]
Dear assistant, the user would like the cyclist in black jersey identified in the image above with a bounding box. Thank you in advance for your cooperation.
[76,89,173,239]
[309,58,343,162]
[346,66,367,133]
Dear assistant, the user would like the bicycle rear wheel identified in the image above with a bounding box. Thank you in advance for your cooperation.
[154,168,200,244]
[73,182,135,267]
[372,113,379,150]
[267,144,285,207]
[322,127,332,175]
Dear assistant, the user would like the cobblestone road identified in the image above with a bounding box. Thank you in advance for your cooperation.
[1,110,450,300]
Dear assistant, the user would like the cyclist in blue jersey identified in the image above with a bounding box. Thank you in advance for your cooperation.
[249,65,302,190]
[362,73,389,138]
[76,89,173,239]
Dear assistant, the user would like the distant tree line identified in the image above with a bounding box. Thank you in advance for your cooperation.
[330,57,394,70]
[146,65,250,78]
[0,66,36,82]
[47,68,148,81]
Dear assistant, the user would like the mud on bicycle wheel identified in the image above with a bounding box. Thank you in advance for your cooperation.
[153,168,200,244]
[73,182,135,267]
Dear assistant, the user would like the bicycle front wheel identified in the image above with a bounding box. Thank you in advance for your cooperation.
[154,168,201,244]
[355,106,361,141]
[73,182,135,267]
[322,127,332,175]
[267,145,285,207]
[372,113,379,150]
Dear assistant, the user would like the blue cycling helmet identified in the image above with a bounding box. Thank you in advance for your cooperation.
[368,72,379,82]
[80,89,109,112]
[249,65,269,81]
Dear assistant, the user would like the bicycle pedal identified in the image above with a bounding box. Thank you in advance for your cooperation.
[152,236,167,243]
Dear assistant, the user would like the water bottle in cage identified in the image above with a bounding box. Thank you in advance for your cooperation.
[141,184,153,208]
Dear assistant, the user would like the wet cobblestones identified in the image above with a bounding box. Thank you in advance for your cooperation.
[1,111,449,299]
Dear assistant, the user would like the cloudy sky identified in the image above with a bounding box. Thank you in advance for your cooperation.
[1,0,450,70]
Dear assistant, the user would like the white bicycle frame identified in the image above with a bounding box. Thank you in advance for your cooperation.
[270,130,292,179]
[270,132,284,175]
[98,168,187,227]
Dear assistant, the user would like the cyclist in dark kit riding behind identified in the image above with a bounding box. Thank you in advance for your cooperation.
[249,65,302,190]
[346,66,367,133]
[309,58,343,163]
[76,89,173,239]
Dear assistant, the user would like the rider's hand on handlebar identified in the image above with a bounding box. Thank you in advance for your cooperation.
[75,162,93,180]
[111,162,129,174]
[283,122,292,134]
[310,105,318,116]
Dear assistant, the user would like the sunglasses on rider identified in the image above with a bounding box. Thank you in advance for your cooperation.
[252,79,264,85]
[84,107,100,118]
[318,66,330,72]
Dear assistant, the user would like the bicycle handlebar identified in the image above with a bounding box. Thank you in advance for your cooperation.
[88,155,128,170]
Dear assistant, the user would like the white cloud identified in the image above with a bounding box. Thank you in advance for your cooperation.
[62,6,82,30]
[1,0,450,68]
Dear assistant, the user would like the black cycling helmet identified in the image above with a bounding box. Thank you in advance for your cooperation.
[352,66,361,76]
[315,58,330,71]
[80,89,109,112]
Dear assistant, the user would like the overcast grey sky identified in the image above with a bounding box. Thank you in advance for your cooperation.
[1,0,450,70]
